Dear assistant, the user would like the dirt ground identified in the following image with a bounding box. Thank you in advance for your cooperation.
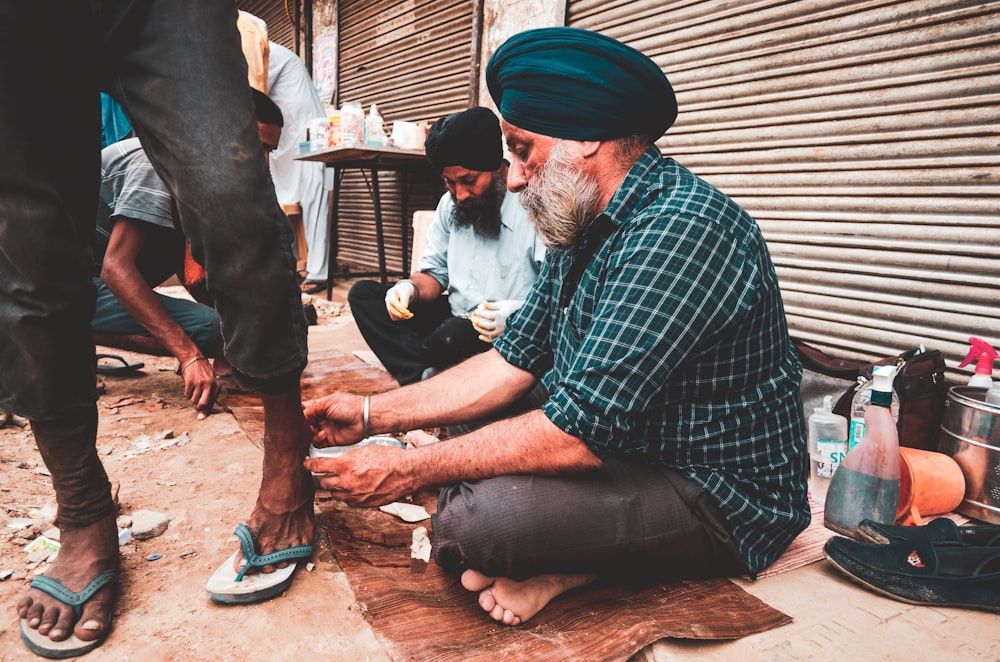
[3,285,999,662]
[0,294,390,662]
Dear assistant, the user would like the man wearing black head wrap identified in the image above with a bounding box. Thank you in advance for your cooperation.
[348,107,545,386]
[305,28,808,626]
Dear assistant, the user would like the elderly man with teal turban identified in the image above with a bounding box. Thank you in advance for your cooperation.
[304,26,809,626]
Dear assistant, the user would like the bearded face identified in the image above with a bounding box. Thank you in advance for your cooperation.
[450,170,508,239]
[517,141,602,250]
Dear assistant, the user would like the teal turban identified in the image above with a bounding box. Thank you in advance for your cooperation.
[486,27,677,141]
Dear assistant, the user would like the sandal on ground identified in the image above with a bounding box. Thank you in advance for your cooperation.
[300,280,329,294]
[205,523,315,604]
[95,354,144,375]
[19,569,119,659]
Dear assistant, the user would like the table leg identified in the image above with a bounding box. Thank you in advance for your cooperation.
[370,168,389,286]
[400,168,411,275]
[325,166,343,301]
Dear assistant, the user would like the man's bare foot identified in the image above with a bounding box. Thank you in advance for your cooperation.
[16,514,119,643]
[461,569,597,625]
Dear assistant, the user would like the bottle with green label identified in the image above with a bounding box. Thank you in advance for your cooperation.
[824,365,901,538]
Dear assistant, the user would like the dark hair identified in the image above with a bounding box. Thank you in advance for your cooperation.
[251,88,283,127]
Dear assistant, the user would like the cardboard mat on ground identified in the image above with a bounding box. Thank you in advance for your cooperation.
[319,492,791,662]
[220,349,793,661]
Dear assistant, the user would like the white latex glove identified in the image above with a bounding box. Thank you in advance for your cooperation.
[470,299,523,342]
[385,280,417,320]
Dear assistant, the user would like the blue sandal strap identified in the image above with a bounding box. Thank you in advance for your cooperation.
[30,570,119,619]
[233,523,314,582]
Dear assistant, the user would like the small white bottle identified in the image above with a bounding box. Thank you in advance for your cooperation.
[365,104,387,146]
[809,395,848,505]
[848,377,900,450]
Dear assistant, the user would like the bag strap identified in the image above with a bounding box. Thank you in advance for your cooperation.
[792,338,868,380]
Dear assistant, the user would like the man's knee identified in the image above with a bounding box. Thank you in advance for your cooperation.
[348,279,387,308]
[185,310,222,357]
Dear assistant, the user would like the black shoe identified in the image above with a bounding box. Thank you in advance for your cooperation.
[302,303,318,326]
[857,518,1000,546]
[824,536,1000,613]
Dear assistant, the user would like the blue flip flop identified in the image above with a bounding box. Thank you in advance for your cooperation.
[19,569,118,659]
[205,523,315,604]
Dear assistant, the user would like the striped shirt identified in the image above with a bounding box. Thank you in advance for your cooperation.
[95,137,183,286]
[495,147,810,575]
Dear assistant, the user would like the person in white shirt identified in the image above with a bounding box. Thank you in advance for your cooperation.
[265,41,331,292]
[349,107,545,385]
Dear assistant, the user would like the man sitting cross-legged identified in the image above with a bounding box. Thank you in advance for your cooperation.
[304,27,809,626]
[348,107,546,386]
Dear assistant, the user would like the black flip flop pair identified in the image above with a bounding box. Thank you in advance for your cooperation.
[96,354,144,375]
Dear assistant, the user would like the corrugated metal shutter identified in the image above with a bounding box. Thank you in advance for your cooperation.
[237,0,299,50]
[569,0,1000,372]
[335,0,474,274]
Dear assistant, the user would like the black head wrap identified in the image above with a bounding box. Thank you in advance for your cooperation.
[486,27,677,141]
[424,107,503,173]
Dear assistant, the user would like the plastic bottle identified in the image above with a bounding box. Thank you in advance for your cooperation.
[847,375,900,451]
[824,365,901,538]
[365,104,387,146]
[958,336,998,388]
[339,101,364,146]
[987,383,1000,407]
[809,395,848,505]
[326,107,341,147]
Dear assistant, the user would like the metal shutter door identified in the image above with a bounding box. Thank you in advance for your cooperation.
[335,0,474,273]
[569,0,1000,370]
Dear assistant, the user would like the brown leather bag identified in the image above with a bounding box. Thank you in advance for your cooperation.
[793,339,947,452]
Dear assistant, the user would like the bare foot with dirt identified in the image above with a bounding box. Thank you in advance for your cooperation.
[461,569,597,626]
[16,514,119,646]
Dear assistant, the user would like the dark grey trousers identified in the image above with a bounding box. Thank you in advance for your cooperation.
[433,458,746,582]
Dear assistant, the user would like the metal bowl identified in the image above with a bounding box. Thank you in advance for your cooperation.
[937,386,1000,524]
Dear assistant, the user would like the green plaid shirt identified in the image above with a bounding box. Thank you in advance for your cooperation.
[495,147,809,575]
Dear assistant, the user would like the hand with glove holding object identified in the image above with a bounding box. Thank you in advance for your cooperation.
[470,299,523,342]
[384,279,418,320]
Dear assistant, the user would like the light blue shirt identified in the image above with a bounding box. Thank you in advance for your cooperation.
[418,190,546,317]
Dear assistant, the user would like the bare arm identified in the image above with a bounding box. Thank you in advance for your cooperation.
[406,271,444,304]
[304,349,534,447]
[305,408,601,507]
[302,350,603,506]
[100,217,219,413]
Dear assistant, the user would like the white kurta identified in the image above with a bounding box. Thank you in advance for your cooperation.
[267,42,330,281]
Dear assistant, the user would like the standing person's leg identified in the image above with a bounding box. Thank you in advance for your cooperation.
[104,0,313,592]
[433,459,746,624]
[301,162,330,283]
[1,2,120,654]
[348,280,453,385]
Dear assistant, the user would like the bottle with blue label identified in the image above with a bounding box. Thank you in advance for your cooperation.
[848,373,900,451]
[824,365,901,538]
[809,395,848,505]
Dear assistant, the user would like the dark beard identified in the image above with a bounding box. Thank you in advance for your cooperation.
[450,172,507,239]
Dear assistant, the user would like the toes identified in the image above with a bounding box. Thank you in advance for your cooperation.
[478,588,498,613]
[75,592,114,642]
[40,604,76,641]
[462,569,494,592]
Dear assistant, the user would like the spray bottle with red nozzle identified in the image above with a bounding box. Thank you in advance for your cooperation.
[958,336,999,389]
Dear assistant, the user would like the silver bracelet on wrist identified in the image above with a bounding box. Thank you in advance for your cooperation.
[362,395,370,438]
[180,356,208,373]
